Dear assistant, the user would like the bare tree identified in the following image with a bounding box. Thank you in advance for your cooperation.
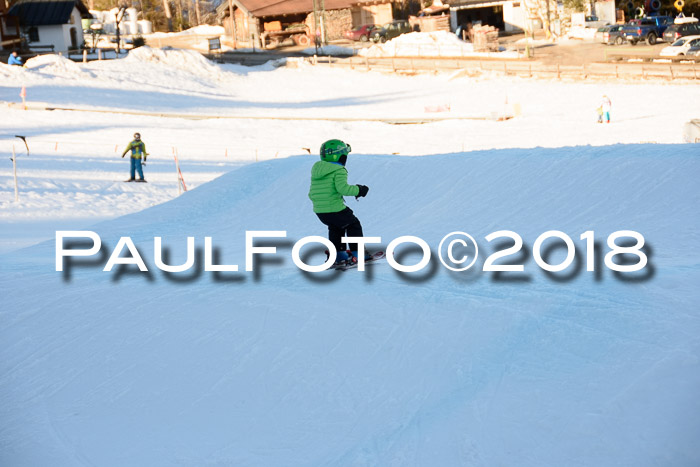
[522,0,559,39]
[193,0,201,25]
[163,0,173,31]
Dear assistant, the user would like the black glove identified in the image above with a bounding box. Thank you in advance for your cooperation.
[356,185,369,198]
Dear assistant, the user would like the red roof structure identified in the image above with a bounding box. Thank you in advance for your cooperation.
[235,0,390,18]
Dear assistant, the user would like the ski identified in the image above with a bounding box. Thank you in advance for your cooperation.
[333,251,386,271]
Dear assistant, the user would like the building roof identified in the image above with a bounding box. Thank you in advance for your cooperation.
[233,0,392,18]
[8,0,89,26]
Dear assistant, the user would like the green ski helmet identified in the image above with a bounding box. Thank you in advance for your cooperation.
[320,139,351,162]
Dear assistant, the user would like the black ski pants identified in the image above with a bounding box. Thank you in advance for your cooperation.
[316,207,364,253]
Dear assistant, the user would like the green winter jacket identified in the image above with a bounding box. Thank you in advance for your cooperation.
[308,161,360,213]
[122,140,147,159]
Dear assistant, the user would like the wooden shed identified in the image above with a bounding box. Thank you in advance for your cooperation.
[217,0,396,49]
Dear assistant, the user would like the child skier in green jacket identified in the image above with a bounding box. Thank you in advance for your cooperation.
[308,139,370,267]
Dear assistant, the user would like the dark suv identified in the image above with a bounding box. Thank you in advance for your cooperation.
[371,20,412,43]
[663,21,700,43]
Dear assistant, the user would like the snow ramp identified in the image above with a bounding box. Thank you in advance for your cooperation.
[1,144,699,466]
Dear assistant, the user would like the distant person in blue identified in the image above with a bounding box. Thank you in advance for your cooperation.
[601,95,612,124]
[8,51,23,66]
[121,132,149,182]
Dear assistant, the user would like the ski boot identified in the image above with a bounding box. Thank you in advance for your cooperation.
[349,250,373,263]
[324,250,351,269]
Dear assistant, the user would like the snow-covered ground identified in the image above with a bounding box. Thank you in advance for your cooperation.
[1,47,699,466]
[359,31,519,58]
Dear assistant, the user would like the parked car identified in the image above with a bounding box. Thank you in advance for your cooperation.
[599,24,626,45]
[594,26,608,41]
[686,44,700,57]
[344,24,376,42]
[621,16,673,45]
[586,15,609,29]
[662,18,700,43]
[371,20,412,43]
[659,35,700,56]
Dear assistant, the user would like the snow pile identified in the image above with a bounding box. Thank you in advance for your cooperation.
[149,24,225,38]
[397,30,468,46]
[0,62,27,79]
[24,54,91,78]
[566,26,598,40]
[358,30,521,58]
[123,46,224,80]
[180,24,225,36]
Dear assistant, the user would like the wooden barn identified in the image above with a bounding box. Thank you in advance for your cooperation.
[217,0,396,49]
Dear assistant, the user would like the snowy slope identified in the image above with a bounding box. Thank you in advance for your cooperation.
[2,48,700,255]
[1,145,699,466]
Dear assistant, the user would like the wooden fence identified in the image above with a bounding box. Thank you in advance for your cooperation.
[307,55,700,81]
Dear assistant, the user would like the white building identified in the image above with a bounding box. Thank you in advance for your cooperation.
[449,0,527,34]
[8,0,89,53]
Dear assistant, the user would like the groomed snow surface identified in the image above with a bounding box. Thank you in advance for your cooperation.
[1,47,700,466]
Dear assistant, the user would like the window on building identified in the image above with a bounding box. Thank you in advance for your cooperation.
[27,27,39,42]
